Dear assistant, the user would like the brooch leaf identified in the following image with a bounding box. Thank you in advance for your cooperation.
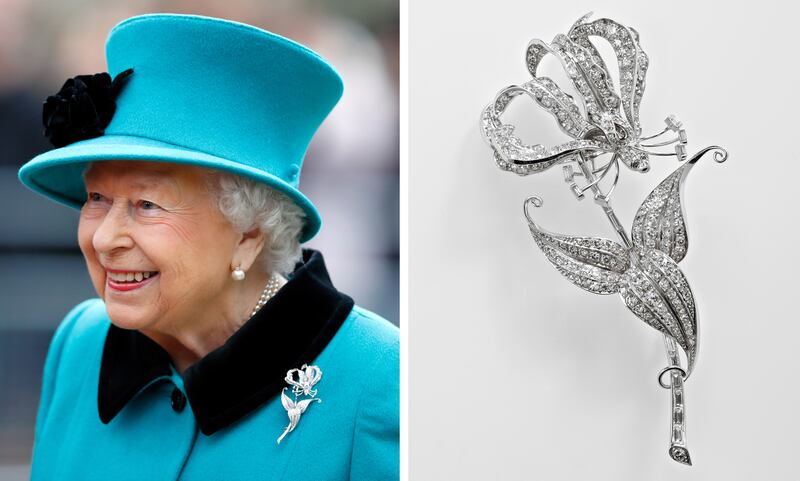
[523,149,721,376]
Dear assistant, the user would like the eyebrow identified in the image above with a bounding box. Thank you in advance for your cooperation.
[127,175,177,189]
[85,169,180,194]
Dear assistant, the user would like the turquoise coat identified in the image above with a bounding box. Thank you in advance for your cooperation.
[30,251,399,480]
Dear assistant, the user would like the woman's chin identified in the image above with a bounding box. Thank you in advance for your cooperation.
[104,302,154,330]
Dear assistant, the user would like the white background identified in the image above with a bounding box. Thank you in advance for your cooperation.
[409,0,799,479]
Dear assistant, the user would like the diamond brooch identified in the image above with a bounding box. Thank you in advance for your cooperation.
[277,364,322,444]
[480,12,728,465]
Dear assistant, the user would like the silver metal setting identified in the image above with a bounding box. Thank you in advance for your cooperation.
[481,12,728,465]
[277,364,322,444]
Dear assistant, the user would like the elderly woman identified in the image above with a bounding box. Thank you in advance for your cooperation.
[17,13,398,481]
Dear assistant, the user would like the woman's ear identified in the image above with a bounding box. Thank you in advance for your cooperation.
[231,227,267,272]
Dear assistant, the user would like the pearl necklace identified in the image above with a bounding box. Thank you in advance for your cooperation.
[250,274,282,318]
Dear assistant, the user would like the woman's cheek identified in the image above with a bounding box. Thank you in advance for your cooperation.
[81,257,106,297]
[77,220,102,291]
[139,213,202,249]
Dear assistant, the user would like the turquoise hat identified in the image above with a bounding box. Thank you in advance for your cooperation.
[18,13,344,242]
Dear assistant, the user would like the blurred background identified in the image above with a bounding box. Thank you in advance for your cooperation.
[0,0,398,477]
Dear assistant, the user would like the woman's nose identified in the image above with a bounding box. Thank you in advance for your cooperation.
[92,201,135,253]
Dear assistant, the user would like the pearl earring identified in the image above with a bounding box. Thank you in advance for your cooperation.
[231,266,246,281]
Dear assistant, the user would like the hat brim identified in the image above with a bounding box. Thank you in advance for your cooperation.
[18,134,321,242]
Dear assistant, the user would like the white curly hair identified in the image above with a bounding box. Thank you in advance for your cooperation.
[204,170,305,275]
[81,162,306,275]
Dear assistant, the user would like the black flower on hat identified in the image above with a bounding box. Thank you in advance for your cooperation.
[42,68,134,148]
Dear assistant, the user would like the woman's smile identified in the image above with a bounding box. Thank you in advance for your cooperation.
[106,270,160,292]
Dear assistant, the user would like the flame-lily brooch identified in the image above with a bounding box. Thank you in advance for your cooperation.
[277,364,322,444]
[480,12,728,465]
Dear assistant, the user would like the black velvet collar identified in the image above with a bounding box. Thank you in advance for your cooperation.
[97,249,354,435]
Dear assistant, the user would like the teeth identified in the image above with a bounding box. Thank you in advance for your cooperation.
[107,271,157,283]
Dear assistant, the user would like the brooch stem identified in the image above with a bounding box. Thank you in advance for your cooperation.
[571,150,694,464]
[574,151,632,248]
[534,143,728,464]
[663,336,691,465]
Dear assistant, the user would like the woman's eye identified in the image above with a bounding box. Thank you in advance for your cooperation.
[138,200,160,210]
[87,192,104,203]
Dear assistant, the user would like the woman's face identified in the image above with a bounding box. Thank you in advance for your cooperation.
[78,160,242,333]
